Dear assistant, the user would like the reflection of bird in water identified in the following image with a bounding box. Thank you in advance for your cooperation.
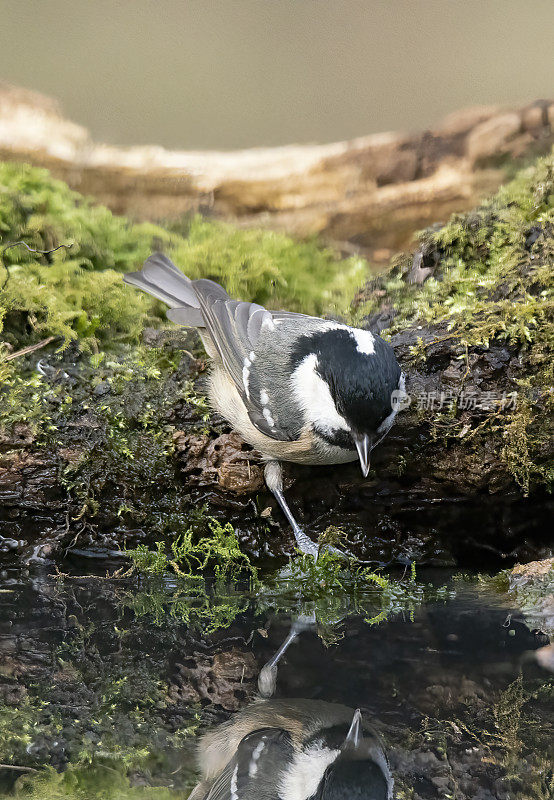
[258,613,316,698]
[189,699,393,800]
[257,607,351,698]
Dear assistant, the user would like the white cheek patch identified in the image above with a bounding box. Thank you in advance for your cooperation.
[350,328,375,355]
[291,353,350,436]
[278,745,339,800]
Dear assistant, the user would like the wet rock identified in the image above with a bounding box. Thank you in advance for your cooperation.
[511,557,554,584]
[0,450,60,508]
[92,380,111,397]
[0,422,35,447]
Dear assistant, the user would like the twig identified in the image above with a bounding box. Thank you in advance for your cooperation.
[1,240,73,290]
[3,336,56,361]
[0,764,38,773]
[53,565,134,581]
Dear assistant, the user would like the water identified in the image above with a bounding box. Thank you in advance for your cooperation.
[0,562,552,799]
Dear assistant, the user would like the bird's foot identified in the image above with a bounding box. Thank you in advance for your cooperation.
[292,525,353,562]
[267,477,354,562]
[320,543,354,561]
[291,526,321,558]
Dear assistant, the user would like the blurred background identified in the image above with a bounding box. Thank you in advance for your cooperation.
[1,0,554,149]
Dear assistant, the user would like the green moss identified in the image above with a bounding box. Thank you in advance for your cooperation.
[127,517,255,581]
[123,576,252,634]
[127,524,453,638]
[358,153,554,493]
[359,156,553,339]
[255,552,452,631]
[0,162,365,353]
[0,161,367,435]
[10,764,189,799]
[53,347,198,525]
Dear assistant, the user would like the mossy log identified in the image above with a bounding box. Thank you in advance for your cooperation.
[358,155,553,503]
[1,156,553,566]
[1,84,553,262]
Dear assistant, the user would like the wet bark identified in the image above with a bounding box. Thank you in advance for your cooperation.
[1,87,553,565]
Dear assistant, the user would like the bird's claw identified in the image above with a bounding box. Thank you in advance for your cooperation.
[292,528,354,562]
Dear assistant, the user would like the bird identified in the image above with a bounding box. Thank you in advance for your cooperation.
[124,253,404,557]
[188,698,393,800]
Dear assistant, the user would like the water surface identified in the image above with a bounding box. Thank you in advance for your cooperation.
[0,563,551,799]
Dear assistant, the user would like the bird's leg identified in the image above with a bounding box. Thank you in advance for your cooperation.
[258,612,316,697]
[264,461,319,557]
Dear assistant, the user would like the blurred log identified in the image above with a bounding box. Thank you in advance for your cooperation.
[0,83,553,261]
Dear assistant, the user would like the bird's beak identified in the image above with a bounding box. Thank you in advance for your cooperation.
[353,433,372,478]
[342,708,363,752]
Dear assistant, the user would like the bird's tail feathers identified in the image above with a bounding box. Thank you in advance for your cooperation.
[124,253,207,328]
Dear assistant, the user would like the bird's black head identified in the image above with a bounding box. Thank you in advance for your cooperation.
[314,760,389,800]
[291,327,402,475]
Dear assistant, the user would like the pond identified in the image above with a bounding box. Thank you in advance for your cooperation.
[0,554,552,800]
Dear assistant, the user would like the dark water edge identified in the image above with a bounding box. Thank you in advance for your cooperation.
[0,558,552,800]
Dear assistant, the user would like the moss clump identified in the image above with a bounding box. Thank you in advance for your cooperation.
[255,554,452,632]
[0,161,367,437]
[0,162,366,354]
[359,155,554,344]
[9,765,189,799]
[358,153,554,493]
[127,517,255,581]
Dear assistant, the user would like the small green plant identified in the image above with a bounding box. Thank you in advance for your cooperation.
[126,517,256,581]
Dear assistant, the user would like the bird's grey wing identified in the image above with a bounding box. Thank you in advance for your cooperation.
[191,281,294,440]
[205,728,293,800]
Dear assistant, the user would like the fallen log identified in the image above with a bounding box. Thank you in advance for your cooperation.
[0,83,553,261]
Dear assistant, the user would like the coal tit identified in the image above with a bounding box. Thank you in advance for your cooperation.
[124,254,404,556]
[189,699,393,800]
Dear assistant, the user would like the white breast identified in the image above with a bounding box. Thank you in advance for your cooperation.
[208,365,356,466]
